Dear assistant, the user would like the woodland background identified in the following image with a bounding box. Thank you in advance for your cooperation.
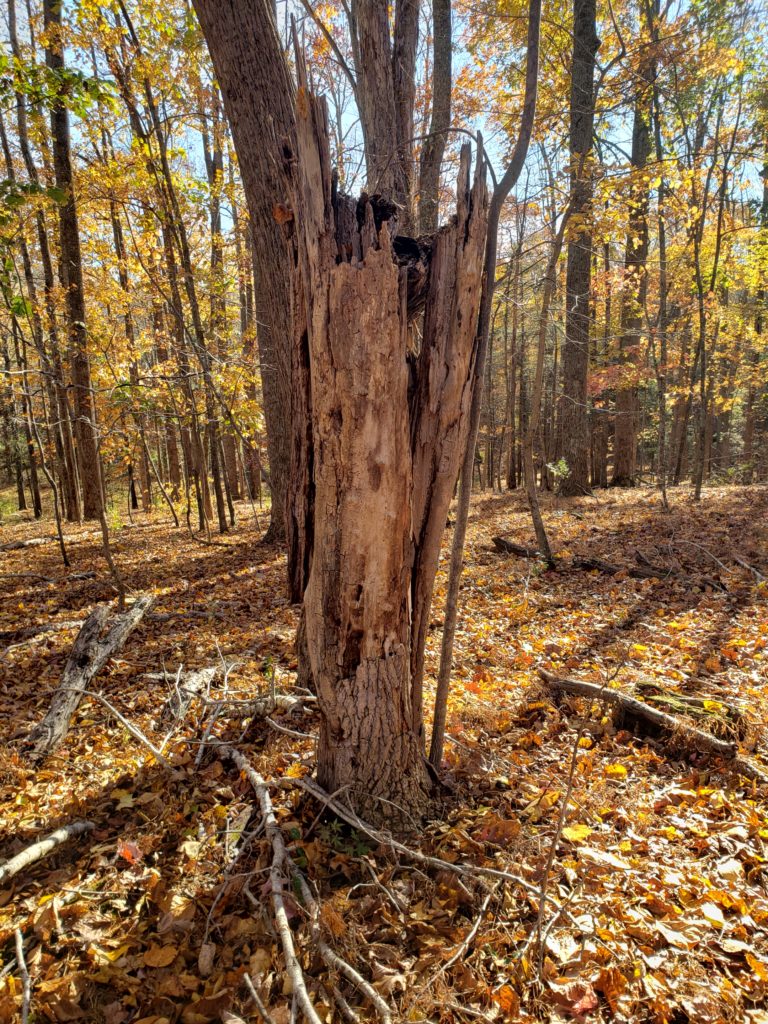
[1,0,768,1022]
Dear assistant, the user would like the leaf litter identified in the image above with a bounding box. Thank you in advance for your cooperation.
[0,485,767,1023]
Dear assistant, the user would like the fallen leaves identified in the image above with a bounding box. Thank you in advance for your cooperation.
[0,487,766,1023]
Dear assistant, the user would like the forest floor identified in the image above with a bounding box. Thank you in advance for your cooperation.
[1,484,767,1024]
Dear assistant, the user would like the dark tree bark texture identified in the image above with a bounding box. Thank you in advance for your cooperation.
[558,0,599,496]
[193,0,295,546]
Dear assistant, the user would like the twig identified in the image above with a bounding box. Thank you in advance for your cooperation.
[58,689,172,769]
[14,929,31,1024]
[411,883,498,1011]
[731,554,765,581]
[287,862,392,1024]
[534,723,584,972]
[220,746,322,1024]
[0,821,94,885]
[266,718,317,740]
[244,973,277,1024]
[297,777,574,919]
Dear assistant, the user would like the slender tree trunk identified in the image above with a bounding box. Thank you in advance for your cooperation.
[44,0,103,520]
[612,45,652,486]
[418,0,451,232]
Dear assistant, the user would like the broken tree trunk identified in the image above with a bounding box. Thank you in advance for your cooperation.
[26,595,154,762]
[289,58,488,821]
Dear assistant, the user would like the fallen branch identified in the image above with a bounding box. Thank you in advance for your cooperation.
[219,745,322,1024]
[572,555,679,582]
[0,821,94,886]
[25,594,155,762]
[538,669,737,756]
[491,537,541,558]
[288,861,392,1024]
[297,777,574,913]
[490,537,727,590]
[541,671,768,785]
[58,688,172,769]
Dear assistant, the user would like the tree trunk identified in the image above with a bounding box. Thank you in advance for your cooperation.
[557,0,599,496]
[193,0,295,547]
[288,79,487,819]
[418,0,451,232]
[612,54,651,487]
[44,0,103,520]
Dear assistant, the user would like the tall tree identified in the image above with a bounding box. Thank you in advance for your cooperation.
[191,0,295,546]
[612,13,652,487]
[557,0,599,496]
[44,0,103,519]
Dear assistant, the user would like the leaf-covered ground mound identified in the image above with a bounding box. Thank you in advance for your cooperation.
[1,486,767,1023]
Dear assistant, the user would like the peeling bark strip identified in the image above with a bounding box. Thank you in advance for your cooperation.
[289,62,488,820]
[26,595,154,762]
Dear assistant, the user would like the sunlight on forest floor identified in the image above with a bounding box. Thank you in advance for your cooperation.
[1,486,767,1023]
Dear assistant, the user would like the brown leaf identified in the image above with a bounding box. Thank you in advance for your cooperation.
[143,944,178,968]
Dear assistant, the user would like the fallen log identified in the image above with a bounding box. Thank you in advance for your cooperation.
[25,594,155,762]
[0,821,94,886]
[490,537,727,591]
[492,537,541,558]
[571,556,677,581]
[538,669,737,758]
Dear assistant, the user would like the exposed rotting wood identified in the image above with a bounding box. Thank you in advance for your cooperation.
[0,821,94,886]
[289,49,488,821]
[536,672,768,785]
[25,594,154,762]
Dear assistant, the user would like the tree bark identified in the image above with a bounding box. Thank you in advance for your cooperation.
[192,0,295,548]
[287,65,487,818]
[557,0,599,496]
[44,0,103,520]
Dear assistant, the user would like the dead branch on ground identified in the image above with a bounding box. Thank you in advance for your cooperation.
[25,594,154,762]
[0,821,94,886]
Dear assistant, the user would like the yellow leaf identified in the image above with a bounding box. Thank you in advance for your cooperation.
[605,764,628,779]
[747,953,768,982]
[562,824,594,843]
[699,902,725,928]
